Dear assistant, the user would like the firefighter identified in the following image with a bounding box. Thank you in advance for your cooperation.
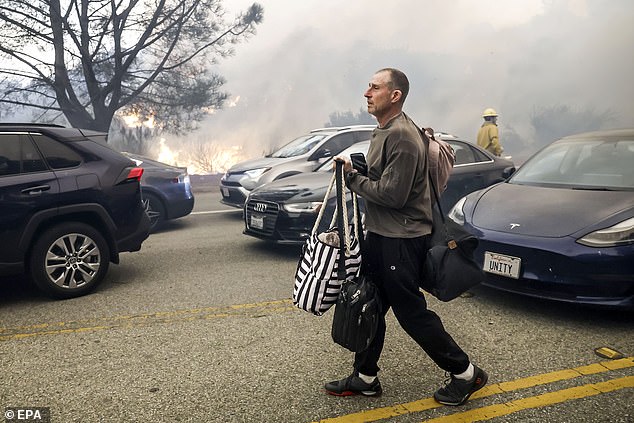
[477,108,503,156]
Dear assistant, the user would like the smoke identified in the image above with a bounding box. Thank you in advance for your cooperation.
[176,0,634,168]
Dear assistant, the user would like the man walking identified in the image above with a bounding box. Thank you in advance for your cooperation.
[326,68,487,406]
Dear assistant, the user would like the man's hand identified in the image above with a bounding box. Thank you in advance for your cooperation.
[333,156,354,174]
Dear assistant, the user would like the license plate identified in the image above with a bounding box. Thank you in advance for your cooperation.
[250,215,264,230]
[221,187,230,197]
[483,252,521,279]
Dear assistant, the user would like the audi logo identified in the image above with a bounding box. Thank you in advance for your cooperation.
[254,203,267,213]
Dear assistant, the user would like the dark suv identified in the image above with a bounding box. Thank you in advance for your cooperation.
[0,123,150,299]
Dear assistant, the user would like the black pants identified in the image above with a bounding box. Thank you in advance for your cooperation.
[354,232,470,376]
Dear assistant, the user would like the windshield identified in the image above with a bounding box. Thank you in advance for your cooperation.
[510,137,634,190]
[316,141,371,172]
[270,134,327,158]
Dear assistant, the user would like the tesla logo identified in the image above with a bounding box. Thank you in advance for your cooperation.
[509,223,521,229]
[254,203,267,212]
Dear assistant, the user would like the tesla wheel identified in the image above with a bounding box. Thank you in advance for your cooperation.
[29,222,110,299]
[143,192,165,232]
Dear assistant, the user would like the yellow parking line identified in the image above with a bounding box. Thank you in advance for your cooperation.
[472,356,634,399]
[0,299,296,341]
[314,357,634,423]
[424,375,634,423]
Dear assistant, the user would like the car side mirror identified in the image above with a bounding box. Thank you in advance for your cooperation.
[502,166,516,179]
[314,149,332,160]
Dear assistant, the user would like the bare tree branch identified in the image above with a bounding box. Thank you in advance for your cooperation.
[0,0,263,134]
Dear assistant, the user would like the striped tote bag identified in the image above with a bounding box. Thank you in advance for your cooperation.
[293,169,362,315]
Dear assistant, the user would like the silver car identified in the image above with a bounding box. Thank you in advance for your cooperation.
[219,125,374,207]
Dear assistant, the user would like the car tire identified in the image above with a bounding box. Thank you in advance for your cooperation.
[29,222,110,299]
[143,192,165,232]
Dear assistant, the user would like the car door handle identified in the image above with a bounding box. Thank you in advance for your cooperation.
[21,185,51,195]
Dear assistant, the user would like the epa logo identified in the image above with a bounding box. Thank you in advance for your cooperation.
[4,408,50,422]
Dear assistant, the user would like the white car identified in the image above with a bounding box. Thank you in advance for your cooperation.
[219,125,374,208]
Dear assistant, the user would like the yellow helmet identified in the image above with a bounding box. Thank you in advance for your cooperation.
[482,108,498,117]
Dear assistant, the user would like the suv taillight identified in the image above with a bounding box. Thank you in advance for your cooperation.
[127,167,144,181]
[116,166,144,184]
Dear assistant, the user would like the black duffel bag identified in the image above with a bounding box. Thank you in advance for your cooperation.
[421,207,485,301]
[421,174,486,302]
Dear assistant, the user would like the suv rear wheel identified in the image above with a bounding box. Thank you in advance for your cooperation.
[29,222,110,299]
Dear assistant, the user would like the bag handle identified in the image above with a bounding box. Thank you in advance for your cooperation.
[426,140,457,249]
[427,157,445,221]
[335,162,362,256]
[337,163,354,256]
[311,172,337,235]
[312,163,359,257]
[333,161,364,282]
[336,161,348,281]
[412,122,455,249]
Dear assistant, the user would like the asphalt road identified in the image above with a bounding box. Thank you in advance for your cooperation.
[1,191,633,423]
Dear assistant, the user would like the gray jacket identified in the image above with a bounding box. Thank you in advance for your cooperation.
[346,113,433,238]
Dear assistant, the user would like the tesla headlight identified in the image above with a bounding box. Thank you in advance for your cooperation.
[283,202,323,214]
[577,217,634,247]
[244,167,271,179]
[448,197,467,225]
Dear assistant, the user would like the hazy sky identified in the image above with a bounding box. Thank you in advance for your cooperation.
[168,0,631,168]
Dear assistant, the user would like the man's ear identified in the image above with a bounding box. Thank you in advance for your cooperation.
[391,89,402,103]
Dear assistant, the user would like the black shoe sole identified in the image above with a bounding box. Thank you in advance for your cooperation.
[325,388,382,397]
[434,371,488,406]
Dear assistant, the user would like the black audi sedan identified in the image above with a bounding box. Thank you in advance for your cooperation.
[243,134,515,244]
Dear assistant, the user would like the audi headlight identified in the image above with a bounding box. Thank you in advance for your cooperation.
[283,202,323,214]
[577,217,634,247]
[448,197,467,225]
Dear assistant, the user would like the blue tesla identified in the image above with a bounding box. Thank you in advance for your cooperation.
[449,128,634,310]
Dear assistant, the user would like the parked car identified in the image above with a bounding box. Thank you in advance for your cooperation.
[243,133,515,244]
[123,153,194,232]
[0,123,150,298]
[449,128,634,310]
[220,125,374,208]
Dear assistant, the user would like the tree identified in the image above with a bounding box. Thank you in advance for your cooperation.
[0,0,263,133]
[530,105,615,148]
[185,140,241,174]
[325,108,375,127]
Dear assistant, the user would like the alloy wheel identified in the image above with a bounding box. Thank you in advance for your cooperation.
[45,233,102,289]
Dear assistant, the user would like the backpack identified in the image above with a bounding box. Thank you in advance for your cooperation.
[425,131,455,194]
[405,116,454,195]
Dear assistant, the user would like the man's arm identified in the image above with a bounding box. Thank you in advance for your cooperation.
[346,139,419,209]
